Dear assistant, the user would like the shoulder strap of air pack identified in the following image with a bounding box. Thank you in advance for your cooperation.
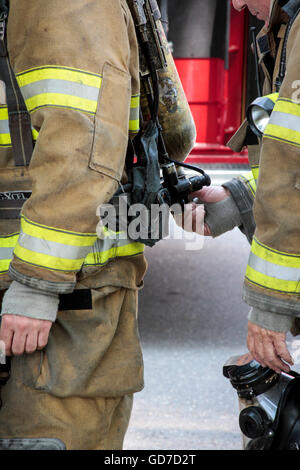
[0,0,33,166]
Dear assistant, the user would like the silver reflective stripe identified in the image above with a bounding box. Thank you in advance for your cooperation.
[269,111,300,133]
[21,79,100,103]
[0,247,14,260]
[248,251,300,282]
[92,235,131,252]
[18,231,91,260]
[129,106,139,122]
[0,119,9,134]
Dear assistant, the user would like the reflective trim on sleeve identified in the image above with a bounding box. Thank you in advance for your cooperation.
[264,98,300,147]
[0,106,11,147]
[129,94,140,133]
[0,233,19,274]
[13,216,98,272]
[0,66,138,146]
[17,66,102,115]
[245,237,300,294]
[239,171,257,197]
[84,235,144,267]
[4,217,144,274]
[0,106,40,147]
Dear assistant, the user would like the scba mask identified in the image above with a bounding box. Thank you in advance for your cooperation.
[223,353,300,450]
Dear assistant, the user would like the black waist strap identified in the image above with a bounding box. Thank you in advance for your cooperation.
[58,289,92,311]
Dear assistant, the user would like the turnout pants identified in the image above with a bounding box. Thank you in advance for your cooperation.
[0,283,144,450]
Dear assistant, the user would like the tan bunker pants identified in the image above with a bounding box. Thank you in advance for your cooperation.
[0,284,144,450]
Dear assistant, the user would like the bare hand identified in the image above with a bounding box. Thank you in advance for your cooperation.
[173,202,207,234]
[188,186,231,236]
[0,314,52,356]
[247,321,294,374]
[190,185,230,204]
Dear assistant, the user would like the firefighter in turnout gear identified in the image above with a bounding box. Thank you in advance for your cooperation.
[0,0,197,450]
[0,0,147,450]
[183,0,300,374]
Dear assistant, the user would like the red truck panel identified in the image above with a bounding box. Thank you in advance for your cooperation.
[175,4,249,164]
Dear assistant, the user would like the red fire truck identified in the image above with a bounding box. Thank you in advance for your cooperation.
[159,0,263,182]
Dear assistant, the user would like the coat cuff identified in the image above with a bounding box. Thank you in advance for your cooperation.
[1,281,59,322]
[204,195,242,238]
[223,178,255,244]
[248,306,294,333]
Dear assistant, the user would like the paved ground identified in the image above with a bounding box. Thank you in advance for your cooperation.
[124,224,300,451]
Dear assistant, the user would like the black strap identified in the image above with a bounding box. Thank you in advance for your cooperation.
[58,289,92,311]
[0,4,33,166]
[275,4,300,91]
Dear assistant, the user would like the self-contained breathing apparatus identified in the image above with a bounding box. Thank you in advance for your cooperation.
[224,353,300,450]
[100,0,211,246]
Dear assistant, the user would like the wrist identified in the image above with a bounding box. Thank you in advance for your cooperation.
[248,306,294,333]
[204,194,242,238]
[1,281,59,322]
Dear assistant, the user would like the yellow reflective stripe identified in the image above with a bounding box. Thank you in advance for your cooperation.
[15,66,138,133]
[264,123,300,147]
[245,265,300,294]
[24,92,98,115]
[267,92,279,104]
[17,66,102,89]
[14,244,84,271]
[129,94,140,132]
[0,233,19,247]
[0,229,144,273]
[0,106,8,121]
[251,237,300,269]
[131,95,140,108]
[20,215,97,247]
[272,98,300,117]
[264,98,300,146]
[32,128,39,141]
[14,217,97,271]
[239,171,257,196]
[0,259,11,273]
[0,233,20,274]
[245,237,300,294]
[0,132,11,147]
[0,106,11,147]
[0,105,39,146]
[16,66,102,115]
[251,166,259,181]
[84,241,144,266]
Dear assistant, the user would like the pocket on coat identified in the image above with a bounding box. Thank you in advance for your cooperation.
[89,62,131,182]
[19,286,144,398]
